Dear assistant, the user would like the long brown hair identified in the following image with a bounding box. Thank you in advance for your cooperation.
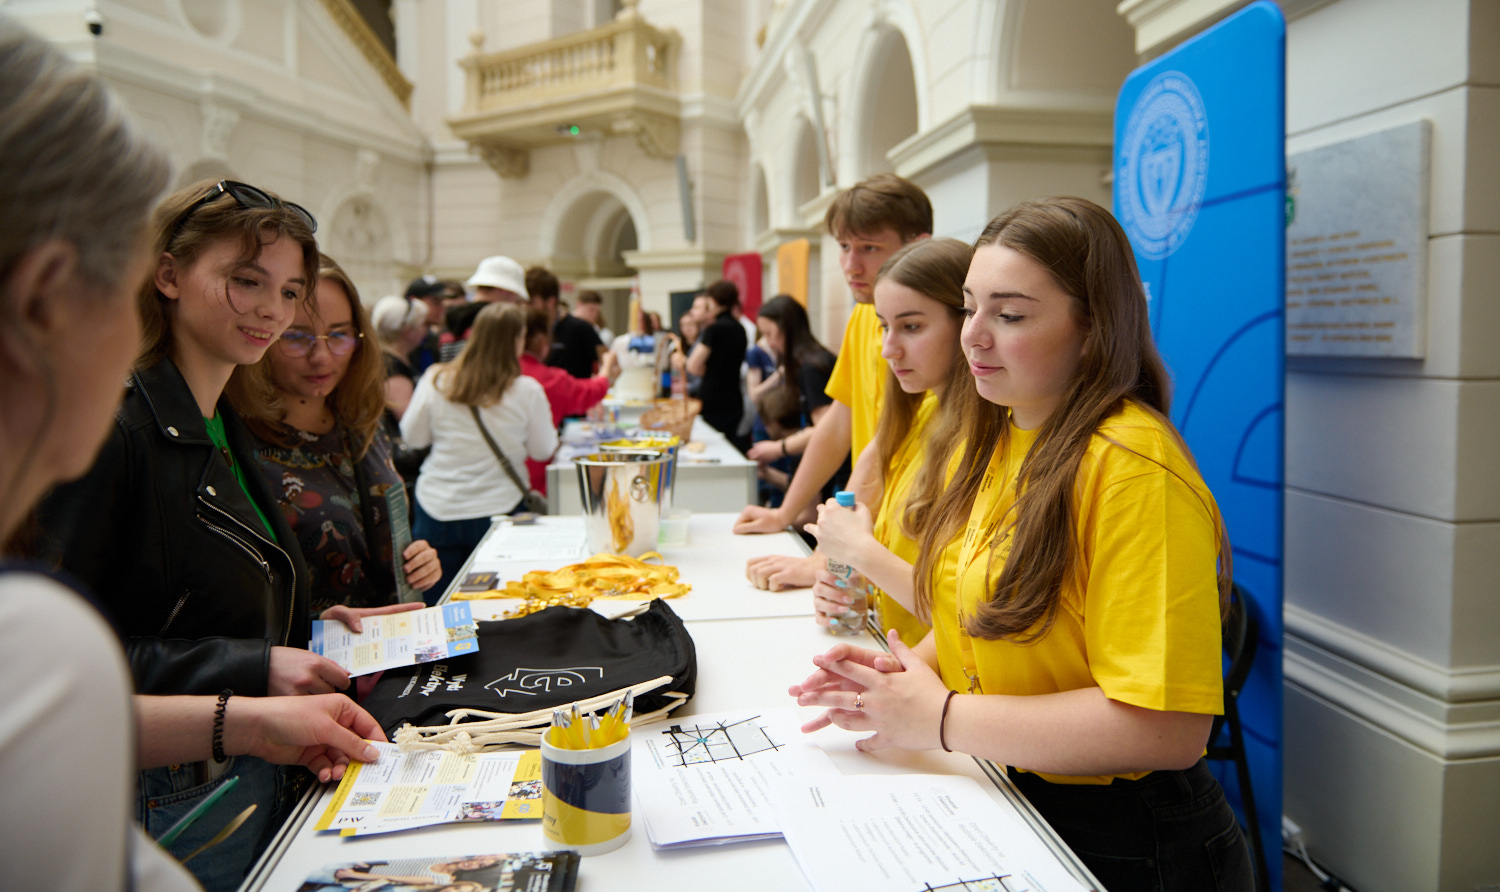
[228,254,386,459]
[916,197,1231,640]
[137,179,319,370]
[437,302,526,407]
[757,294,829,412]
[868,238,983,532]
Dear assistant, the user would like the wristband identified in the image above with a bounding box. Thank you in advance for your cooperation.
[779,438,787,459]
[212,689,232,763]
[939,690,959,753]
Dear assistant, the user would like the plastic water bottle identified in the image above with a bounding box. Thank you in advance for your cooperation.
[825,491,870,636]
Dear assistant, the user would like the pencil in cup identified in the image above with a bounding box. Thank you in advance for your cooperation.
[547,693,634,749]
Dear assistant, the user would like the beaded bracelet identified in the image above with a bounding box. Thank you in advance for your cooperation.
[212,689,232,764]
[939,690,959,753]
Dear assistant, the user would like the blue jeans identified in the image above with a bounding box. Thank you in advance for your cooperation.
[1008,759,1255,892]
[138,756,297,892]
[413,500,516,604]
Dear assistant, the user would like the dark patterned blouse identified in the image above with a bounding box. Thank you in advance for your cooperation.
[251,424,405,614]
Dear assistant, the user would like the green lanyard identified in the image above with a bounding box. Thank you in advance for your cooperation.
[203,413,277,542]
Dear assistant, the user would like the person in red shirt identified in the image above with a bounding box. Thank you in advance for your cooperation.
[521,308,619,492]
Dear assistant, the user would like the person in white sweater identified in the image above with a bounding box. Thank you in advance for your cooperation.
[402,302,559,600]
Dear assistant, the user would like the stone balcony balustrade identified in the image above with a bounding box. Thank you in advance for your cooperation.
[449,0,681,178]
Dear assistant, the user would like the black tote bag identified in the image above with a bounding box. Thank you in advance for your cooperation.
[362,599,696,738]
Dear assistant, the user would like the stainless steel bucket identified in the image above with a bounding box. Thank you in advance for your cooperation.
[572,451,671,557]
[599,436,680,513]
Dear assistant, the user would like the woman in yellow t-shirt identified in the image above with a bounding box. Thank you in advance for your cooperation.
[791,197,1254,892]
[805,237,999,648]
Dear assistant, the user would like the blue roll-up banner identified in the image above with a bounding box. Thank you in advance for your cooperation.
[1113,3,1285,889]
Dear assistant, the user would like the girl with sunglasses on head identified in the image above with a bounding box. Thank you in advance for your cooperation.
[801,238,991,648]
[792,197,1254,892]
[36,178,372,889]
[2,17,387,891]
[228,255,440,617]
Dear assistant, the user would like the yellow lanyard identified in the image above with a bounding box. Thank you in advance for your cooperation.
[955,462,1003,695]
[953,431,1031,696]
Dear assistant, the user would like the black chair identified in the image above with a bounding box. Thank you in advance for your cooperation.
[1208,583,1270,892]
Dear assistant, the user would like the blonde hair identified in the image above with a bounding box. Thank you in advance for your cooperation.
[0,15,169,550]
[0,15,169,287]
[437,302,526,407]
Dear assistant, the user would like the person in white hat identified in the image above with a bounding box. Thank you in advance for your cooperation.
[465,255,529,304]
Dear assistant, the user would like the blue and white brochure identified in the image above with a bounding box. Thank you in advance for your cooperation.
[312,602,478,677]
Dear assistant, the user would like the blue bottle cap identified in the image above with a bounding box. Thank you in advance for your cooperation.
[835,491,855,508]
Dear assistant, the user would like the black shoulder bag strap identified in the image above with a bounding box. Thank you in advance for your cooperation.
[470,405,531,498]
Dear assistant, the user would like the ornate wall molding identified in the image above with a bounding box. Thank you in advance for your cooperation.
[316,0,414,107]
[609,110,680,160]
[886,103,1113,181]
[474,141,529,179]
[1285,639,1500,760]
[1286,604,1500,704]
[199,100,240,161]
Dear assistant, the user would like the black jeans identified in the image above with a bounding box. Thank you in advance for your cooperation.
[1009,759,1254,892]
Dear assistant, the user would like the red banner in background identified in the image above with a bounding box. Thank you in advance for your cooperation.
[721,252,763,320]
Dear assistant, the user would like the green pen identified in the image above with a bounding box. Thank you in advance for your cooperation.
[158,774,239,848]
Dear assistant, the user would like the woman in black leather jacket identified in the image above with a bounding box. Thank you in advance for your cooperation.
[38,180,350,891]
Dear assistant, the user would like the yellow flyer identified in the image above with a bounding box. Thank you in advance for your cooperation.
[314,743,542,836]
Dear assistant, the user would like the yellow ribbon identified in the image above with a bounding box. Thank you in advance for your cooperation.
[451,552,691,618]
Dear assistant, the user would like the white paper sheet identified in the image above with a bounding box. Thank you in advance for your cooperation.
[468,518,587,567]
[631,708,839,849]
[774,773,1088,892]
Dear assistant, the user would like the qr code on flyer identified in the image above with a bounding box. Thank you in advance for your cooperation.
[349,792,380,807]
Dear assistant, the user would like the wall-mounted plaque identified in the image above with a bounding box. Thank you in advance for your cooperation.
[1285,120,1430,357]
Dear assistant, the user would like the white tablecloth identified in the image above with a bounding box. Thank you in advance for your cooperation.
[239,515,1101,892]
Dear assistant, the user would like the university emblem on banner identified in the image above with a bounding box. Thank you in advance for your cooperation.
[1118,71,1209,258]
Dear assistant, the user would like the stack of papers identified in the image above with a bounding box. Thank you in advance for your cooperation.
[314,742,541,836]
[774,773,1089,892]
[631,709,838,848]
[311,603,477,677]
[631,709,1090,892]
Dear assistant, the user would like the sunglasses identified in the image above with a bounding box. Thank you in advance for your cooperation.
[276,330,363,357]
[171,180,318,237]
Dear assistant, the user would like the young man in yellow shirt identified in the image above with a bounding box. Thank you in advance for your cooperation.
[736,174,931,590]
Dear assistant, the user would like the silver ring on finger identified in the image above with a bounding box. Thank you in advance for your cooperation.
[853,692,864,711]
